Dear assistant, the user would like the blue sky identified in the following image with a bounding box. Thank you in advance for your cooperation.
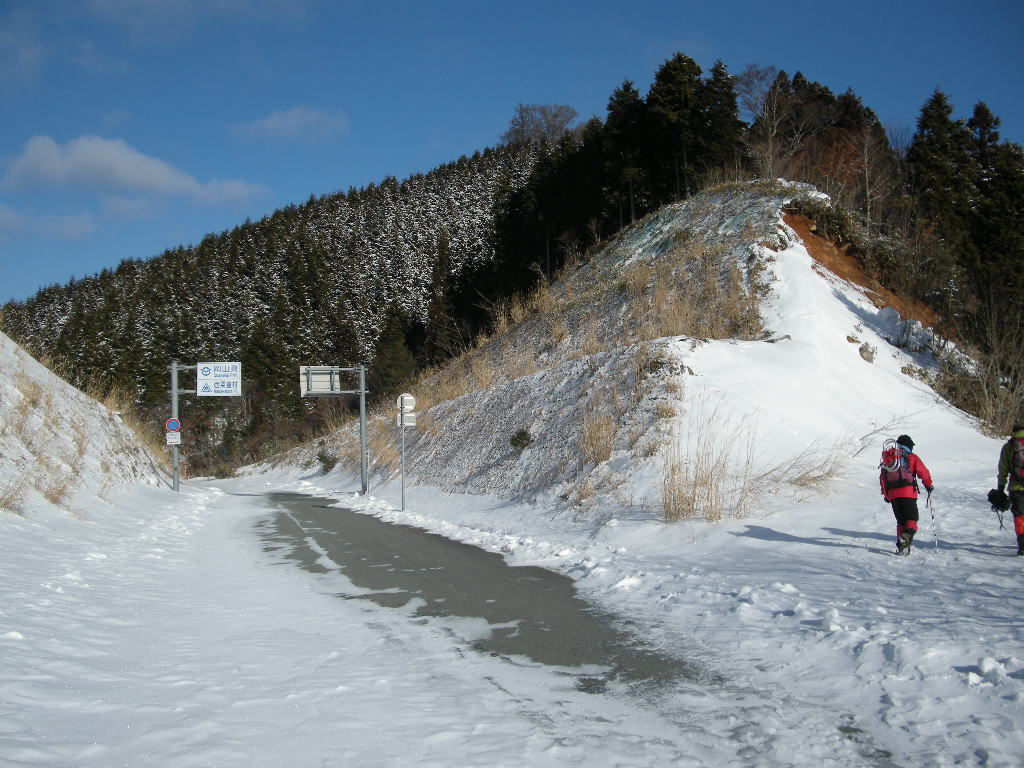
[2,0,1021,305]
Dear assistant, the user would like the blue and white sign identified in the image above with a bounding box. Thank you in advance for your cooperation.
[196,361,242,397]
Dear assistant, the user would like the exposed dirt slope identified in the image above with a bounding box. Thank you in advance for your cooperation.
[784,212,941,329]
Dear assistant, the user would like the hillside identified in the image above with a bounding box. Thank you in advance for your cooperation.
[0,331,162,518]
[280,181,945,512]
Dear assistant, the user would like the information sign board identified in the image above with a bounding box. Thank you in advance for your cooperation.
[300,366,358,397]
[166,432,182,445]
[196,362,242,397]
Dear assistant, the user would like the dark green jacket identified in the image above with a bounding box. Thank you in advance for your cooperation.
[997,429,1024,492]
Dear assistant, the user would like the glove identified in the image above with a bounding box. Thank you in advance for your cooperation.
[925,485,934,493]
[989,488,1011,511]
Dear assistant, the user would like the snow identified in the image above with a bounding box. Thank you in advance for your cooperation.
[3,185,1023,766]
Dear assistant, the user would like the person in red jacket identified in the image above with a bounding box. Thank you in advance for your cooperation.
[879,434,934,555]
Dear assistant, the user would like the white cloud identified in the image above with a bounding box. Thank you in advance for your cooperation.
[231,106,349,142]
[2,135,266,205]
[101,194,155,220]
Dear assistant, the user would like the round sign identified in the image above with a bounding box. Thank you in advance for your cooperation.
[165,418,181,432]
[397,393,416,412]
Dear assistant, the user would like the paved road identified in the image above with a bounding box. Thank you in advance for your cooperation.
[261,493,701,694]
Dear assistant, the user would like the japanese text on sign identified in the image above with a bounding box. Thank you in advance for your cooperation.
[196,361,242,397]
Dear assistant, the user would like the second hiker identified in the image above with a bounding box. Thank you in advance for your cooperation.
[995,424,1024,556]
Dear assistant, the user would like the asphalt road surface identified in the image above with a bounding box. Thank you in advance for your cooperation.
[260,493,701,694]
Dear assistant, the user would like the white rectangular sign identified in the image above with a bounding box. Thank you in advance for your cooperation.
[300,366,356,397]
[196,362,242,397]
[166,431,182,445]
[397,412,417,427]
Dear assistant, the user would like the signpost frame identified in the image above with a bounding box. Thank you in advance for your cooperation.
[397,393,416,511]
[168,361,241,492]
[299,365,369,494]
[168,362,197,492]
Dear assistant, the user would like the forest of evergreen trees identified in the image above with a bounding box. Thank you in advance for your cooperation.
[3,51,1023,471]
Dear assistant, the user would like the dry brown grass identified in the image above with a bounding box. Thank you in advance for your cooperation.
[621,261,654,298]
[101,385,171,470]
[337,434,362,467]
[1,479,29,515]
[73,417,91,459]
[531,280,558,316]
[661,396,757,523]
[661,395,845,523]
[468,353,497,389]
[13,372,44,441]
[655,401,677,420]
[577,323,606,362]
[620,243,764,345]
[502,340,539,381]
[420,361,473,409]
[581,388,623,467]
[661,438,689,521]
[549,317,569,347]
[368,417,400,476]
[758,437,847,497]
[573,477,596,505]
[417,410,441,440]
[39,468,74,506]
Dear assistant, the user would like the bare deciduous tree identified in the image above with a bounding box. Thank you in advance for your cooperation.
[735,64,779,126]
[501,103,578,145]
[737,65,791,177]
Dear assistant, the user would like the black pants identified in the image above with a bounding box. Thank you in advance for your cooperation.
[890,497,919,536]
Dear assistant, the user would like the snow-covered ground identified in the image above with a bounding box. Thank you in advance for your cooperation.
[3,186,1023,767]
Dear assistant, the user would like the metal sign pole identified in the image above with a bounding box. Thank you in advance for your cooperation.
[401,409,406,511]
[168,363,198,492]
[299,364,370,495]
[396,393,415,512]
[359,364,368,494]
[170,362,179,492]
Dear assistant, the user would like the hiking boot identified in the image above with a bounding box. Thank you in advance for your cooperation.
[896,535,910,555]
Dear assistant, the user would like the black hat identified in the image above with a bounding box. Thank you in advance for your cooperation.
[896,435,914,449]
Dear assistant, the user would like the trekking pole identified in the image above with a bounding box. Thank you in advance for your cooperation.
[927,491,937,550]
[996,508,1007,531]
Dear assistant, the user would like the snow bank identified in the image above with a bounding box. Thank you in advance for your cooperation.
[0,331,162,519]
